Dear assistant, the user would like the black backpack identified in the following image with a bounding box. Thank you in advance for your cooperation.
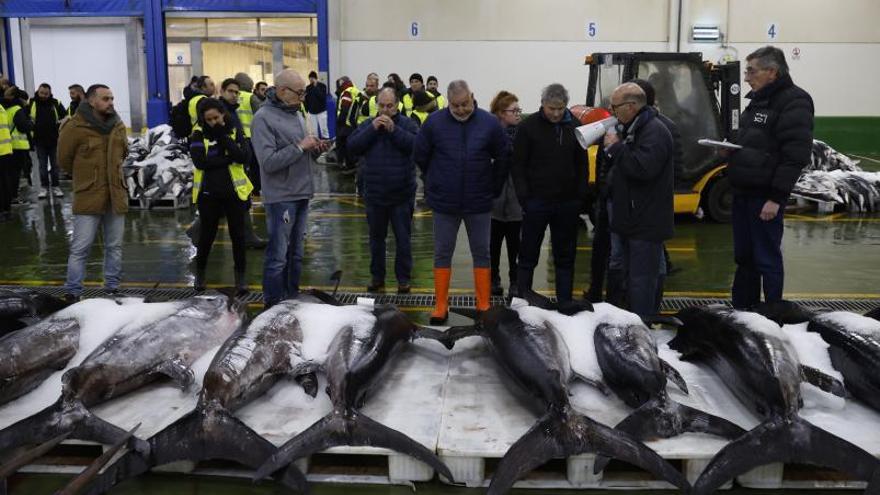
[169,99,192,139]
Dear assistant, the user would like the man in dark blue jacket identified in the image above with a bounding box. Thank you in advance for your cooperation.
[512,83,587,303]
[349,88,419,294]
[604,82,674,318]
[413,80,507,323]
[727,46,813,309]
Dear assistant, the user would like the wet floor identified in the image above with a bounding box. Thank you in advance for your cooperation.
[2,159,879,303]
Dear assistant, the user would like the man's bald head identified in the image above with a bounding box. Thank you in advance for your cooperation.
[275,69,306,106]
[610,82,646,124]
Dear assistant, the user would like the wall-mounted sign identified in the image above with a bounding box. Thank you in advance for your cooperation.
[586,21,598,39]
[409,21,421,40]
[767,22,779,41]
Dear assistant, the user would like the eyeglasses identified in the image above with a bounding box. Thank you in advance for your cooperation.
[281,86,306,97]
[503,108,523,115]
[611,101,635,111]
[744,66,768,75]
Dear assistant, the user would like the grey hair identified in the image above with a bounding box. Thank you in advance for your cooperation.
[747,45,789,78]
[541,83,569,106]
[447,79,470,97]
[377,86,399,103]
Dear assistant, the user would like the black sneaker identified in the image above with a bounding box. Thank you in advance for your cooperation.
[367,281,385,293]
[63,293,81,304]
[397,283,411,295]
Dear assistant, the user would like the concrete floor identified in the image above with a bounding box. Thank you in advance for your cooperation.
[3,161,879,301]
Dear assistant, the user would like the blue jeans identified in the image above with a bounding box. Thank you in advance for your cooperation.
[516,198,580,302]
[263,199,309,305]
[731,195,784,309]
[432,211,490,268]
[366,200,413,284]
[608,200,665,316]
[64,212,125,296]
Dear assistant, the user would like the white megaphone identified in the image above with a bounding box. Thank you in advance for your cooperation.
[574,116,618,149]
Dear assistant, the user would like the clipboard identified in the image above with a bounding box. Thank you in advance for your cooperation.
[698,138,742,150]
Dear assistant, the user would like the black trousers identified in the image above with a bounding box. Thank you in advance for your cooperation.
[196,194,248,274]
[517,199,580,302]
[587,198,610,301]
[490,219,521,287]
[0,155,13,213]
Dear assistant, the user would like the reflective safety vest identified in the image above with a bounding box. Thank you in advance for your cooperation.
[365,96,404,120]
[188,94,207,125]
[6,105,30,150]
[411,108,432,127]
[337,86,359,126]
[354,94,372,126]
[30,101,60,123]
[191,125,253,203]
[435,94,447,110]
[236,91,254,138]
[67,103,76,117]
[0,106,12,156]
[403,91,438,116]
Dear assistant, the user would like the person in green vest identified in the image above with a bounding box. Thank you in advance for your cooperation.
[2,87,34,212]
[334,76,359,172]
[187,75,216,126]
[188,97,253,294]
[0,99,14,220]
[29,83,66,199]
[409,90,438,127]
[427,75,447,110]
[401,73,425,116]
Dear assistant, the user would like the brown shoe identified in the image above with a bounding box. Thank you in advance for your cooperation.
[397,283,411,294]
[367,280,385,292]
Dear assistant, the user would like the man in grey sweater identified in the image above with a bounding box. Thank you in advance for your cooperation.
[251,69,330,307]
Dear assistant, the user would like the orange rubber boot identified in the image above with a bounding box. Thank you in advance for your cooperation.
[430,267,451,324]
[474,267,491,312]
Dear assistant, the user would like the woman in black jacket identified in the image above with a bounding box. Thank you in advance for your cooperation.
[189,98,253,293]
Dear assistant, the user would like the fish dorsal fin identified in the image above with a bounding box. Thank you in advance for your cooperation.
[156,358,195,390]
[660,359,689,394]
[800,365,848,398]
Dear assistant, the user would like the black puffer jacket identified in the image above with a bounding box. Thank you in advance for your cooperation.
[606,106,674,242]
[728,74,814,203]
[511,108,588,202]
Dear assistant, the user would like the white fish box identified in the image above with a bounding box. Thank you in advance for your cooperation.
[128,195,189,210]
[792,193,836,214]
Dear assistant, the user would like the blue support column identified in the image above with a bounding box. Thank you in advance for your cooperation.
[144,0,169,128]
[316,0,334,137]
[3,18,14,84]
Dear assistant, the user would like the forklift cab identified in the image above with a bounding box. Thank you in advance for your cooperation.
[585,52,740,222]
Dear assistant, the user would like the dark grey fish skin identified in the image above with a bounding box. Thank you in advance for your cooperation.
[0,315,80,406]
[755,300,880,414]
[0,295,245,468]
[78,297,337,495]
[671,306,880,495]
[425,307,690,495]
[254,304,454,485]
[591,322,745,473]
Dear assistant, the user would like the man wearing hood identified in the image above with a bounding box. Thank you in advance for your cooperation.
[251,69,330,307]
[30,83,66,199]
[58,84,128,302]
[512,83,588,304]
[602,82,674,317]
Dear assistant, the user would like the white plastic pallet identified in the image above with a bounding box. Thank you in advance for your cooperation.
[792,193,836,214]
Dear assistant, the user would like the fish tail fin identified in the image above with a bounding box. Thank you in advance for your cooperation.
[693,415,880,495]
[254,410,453,484]
[83,404,307,495]
[487,408,689,495]
[54,423,140,495]
[594,397,746,473]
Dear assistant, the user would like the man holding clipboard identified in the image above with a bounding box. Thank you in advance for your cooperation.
[710,46,813,309]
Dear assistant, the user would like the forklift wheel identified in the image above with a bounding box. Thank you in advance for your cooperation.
[705,176,733,223]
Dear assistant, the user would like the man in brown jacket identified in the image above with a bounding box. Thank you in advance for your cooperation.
[58,84,128,301]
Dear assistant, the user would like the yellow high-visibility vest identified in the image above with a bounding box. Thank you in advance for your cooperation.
[365,96,404,120]
[190,125,253,203]
[0,106,13,156]
[337,86,359,125]
[188,94,207,126]
[29,101,60,123]
[236,91,254,138]
[6,105,30,150]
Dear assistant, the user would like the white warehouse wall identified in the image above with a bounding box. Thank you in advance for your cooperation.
[332,0,880,117]
[30,25,133,126]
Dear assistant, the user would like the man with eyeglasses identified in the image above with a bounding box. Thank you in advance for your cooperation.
[251,69,331,307]
[602,82,674,318]
[726,46,813,309]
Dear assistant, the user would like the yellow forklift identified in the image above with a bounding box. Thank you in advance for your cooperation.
[584,52,741,222]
